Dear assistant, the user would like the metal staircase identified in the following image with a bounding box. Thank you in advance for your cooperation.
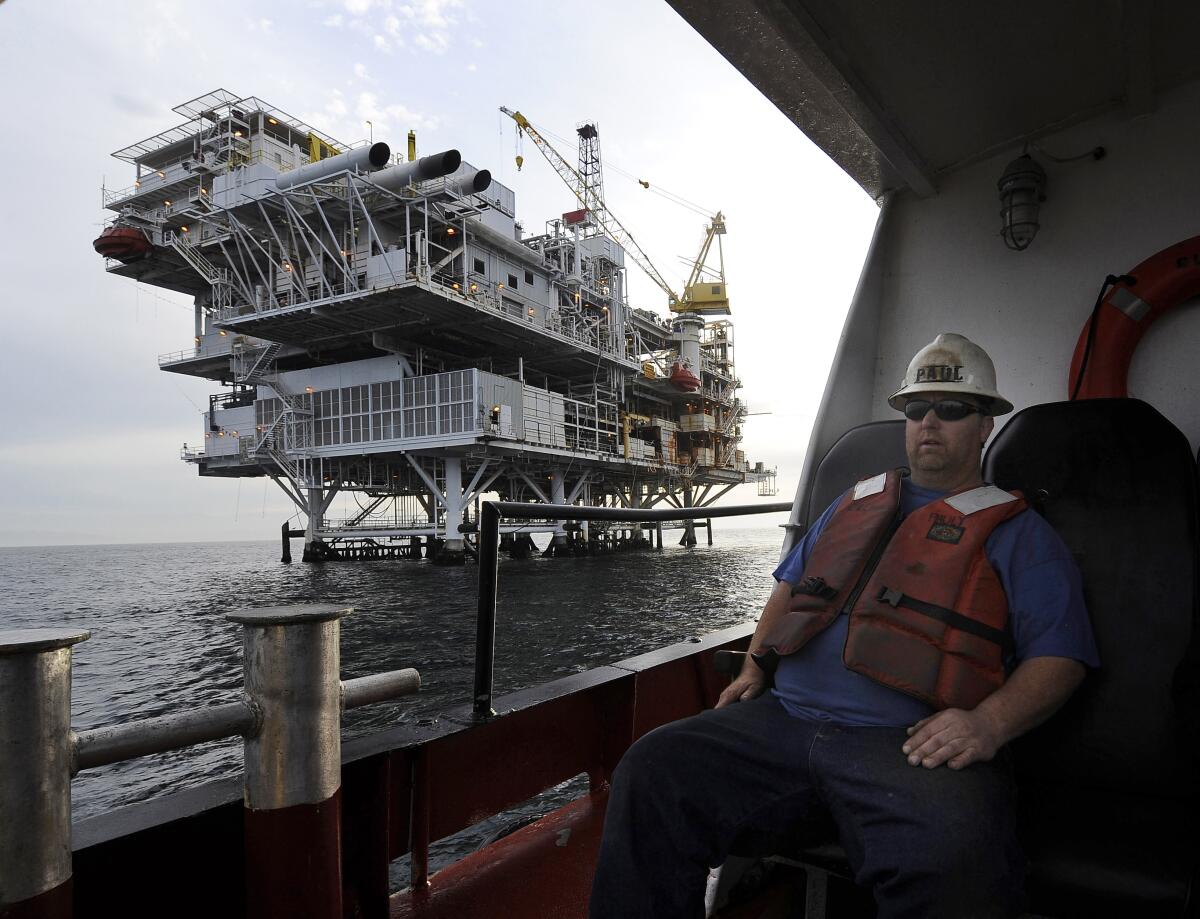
[229,339,312,468]
[233,342,283,384]
[169,232,232,310]
[169,232,223,283]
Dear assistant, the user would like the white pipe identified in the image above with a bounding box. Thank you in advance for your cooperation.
[370,150,463,192]
[275,142,391,191]
[447,169,492,196]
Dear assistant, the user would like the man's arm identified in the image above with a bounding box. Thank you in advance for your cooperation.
[901,656,1086,769]
[715,579,793,708]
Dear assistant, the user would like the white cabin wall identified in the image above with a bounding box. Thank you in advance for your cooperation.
[790,198,892,531]
[865,79,1200,451]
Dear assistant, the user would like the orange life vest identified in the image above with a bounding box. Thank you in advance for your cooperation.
[754,470,1027,711]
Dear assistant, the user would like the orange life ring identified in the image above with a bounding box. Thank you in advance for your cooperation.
[1069,235,1200,398]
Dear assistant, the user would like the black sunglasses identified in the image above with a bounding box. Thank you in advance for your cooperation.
[903,399,982,422]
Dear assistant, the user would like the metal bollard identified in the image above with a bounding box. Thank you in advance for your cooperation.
[0,628,89,919]
[227,605,351,919]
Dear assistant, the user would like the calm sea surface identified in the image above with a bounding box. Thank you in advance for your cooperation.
[2,529,785,835]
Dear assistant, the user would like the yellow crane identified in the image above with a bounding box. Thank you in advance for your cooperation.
[500,107,730,316]
[679,212,730,315]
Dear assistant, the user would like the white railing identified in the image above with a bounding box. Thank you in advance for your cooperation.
[158,340,231,365]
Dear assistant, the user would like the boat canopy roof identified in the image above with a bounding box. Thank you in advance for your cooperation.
[667,0,1200,199]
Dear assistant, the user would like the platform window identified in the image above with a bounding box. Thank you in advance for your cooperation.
[377,409,402,440]
[439,402,471,433]
[508,273,519,289]
[473,257,486,274]
[404,405,437,438]
[524,270,534,286]
[337,385,368,443]
[440,370,471,405]
[370,381,402,440]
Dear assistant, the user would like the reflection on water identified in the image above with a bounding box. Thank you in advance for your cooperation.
[1,530,783,821]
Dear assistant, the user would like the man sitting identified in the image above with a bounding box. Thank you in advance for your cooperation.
[589,332,1100,919]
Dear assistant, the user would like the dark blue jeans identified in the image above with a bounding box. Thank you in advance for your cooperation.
[589,694,1024,919]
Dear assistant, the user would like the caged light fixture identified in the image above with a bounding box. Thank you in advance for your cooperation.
[997,153,1046,251]
[997,143,1105,251]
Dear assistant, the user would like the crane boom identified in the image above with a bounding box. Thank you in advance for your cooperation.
[501,107,681,307]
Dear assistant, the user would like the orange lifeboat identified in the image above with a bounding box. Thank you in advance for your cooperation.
[93,226,153,262]
[668,360,701,392]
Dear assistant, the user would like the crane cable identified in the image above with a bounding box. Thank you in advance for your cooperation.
[520,120,714,219]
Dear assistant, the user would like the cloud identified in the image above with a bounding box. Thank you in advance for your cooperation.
[398,0,463,29]
[347,0,464,55]
[355,92,439,134]
[110,93,161,118]
[414,32,449,54]
[297,89,436,145]
[353,62,371,80]
[323,13,345,27]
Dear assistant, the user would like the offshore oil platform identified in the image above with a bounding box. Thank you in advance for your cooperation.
[95,89,775,563]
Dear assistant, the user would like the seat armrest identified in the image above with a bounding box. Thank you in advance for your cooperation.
[714,650,747,675]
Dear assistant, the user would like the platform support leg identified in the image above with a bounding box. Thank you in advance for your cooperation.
[544,469,571,557]
[680,485,698,547]
[432,459,465,566]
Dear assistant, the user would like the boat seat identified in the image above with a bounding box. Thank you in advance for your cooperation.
[718,419,906,916]
[802,420,907,528]
[982,398,1200,917]
[723,401,1200,917]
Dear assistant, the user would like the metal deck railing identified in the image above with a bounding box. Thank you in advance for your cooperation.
[472,500,791,717]
[0,607,420,916]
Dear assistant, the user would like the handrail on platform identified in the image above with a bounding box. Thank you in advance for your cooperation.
[473,500,791,717]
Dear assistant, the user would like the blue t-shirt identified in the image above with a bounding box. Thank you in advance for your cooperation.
[770,479,1100,726]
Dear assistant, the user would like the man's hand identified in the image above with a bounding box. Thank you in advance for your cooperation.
[902,657,1086,770]
[902,708,1003,770]
[714,581,793,710]
[715,669,767,708]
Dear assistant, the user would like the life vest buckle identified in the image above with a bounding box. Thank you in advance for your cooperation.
[793,576,838,600]
[877,586,904,607]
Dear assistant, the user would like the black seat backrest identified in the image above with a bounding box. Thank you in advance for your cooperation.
[803,421,907,528]
[983,399,1199,793]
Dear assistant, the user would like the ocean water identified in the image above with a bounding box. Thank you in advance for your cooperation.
[1,528,786,825]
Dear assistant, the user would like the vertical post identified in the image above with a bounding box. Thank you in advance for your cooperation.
[409,749,432,890]
[655,520,664,551]
[474,502,500,718]
[707,518,714,546]
[0,628,90,919]
[281,521,292,563]
[546,470,568,557]
[302,487,325,562]
[227,605,350,919]
[434,458,465,565]
[681,485,698,547]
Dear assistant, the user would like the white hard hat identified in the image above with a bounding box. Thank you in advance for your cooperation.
[888,333,1013,416]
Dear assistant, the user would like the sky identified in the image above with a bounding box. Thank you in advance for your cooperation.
[0,0,879,547]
